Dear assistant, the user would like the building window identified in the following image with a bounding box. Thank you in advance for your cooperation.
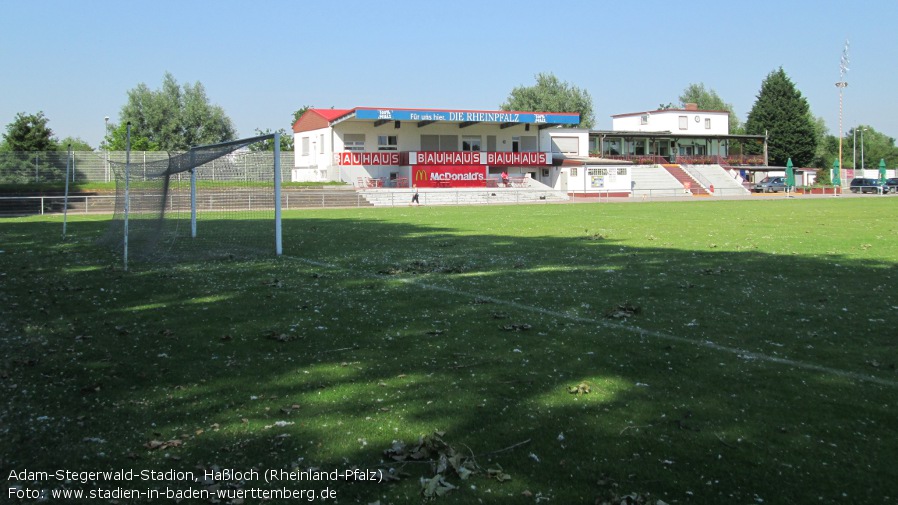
[377,135,398,151]
[301,137,310,156]
[320,134,325,153]
[616,167,628,175]
[551,136,579,155]
[462,136,482,151]
[588,167,608,176]
[344,134,365,151]
[640,114,648,125]
[705,118,711,129]
[571,167,578,177]
[678,116,688,130]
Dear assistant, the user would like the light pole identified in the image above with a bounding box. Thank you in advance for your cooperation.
[836,40,849,190]
[104,116,110,182]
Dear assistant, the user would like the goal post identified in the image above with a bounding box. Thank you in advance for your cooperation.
[101,133,283,264]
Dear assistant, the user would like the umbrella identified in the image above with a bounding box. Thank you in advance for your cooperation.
[832,159,841,187]
[879,158,887,184]
[785,158,795,190]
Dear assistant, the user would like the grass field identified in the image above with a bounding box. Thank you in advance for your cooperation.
[2,198,897,504]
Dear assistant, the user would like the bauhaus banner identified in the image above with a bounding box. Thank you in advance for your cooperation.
[409,151,549,166]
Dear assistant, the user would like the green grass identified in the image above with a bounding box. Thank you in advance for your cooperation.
[2,198,897,504]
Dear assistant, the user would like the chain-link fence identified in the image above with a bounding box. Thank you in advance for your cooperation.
[0,151,295,184]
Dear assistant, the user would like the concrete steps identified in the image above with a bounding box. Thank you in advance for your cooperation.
[358,187,570,207]
[661,164,709,195]
[681,164,750,196]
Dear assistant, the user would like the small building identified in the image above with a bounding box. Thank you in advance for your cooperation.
[593,103,767,165]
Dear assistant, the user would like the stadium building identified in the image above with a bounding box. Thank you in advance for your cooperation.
[292,105,773,198]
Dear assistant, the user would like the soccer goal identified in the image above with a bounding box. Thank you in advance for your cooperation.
[101,132,283,267]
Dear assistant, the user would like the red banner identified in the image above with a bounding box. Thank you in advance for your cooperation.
[484,151,549,165]
[334,152,401,166]
[411,166,486,188]
[410,151,549,166]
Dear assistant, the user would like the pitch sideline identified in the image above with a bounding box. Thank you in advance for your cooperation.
[291,256,898,389]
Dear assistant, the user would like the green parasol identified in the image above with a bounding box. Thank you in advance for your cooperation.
[785,158,795,189]
[879,158,887,184]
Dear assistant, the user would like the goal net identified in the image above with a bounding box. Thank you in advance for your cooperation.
[100,133,282,264]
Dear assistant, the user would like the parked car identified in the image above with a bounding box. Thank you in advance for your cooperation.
[884,178,898,194]
[753,176,788,193]
[849,178,886,194]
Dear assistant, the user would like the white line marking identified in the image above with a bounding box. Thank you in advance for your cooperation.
[291,257,898,388]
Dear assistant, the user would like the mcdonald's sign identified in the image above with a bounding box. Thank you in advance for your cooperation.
[411,166,486,187]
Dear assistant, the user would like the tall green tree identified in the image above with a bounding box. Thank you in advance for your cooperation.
[249,128,294,152]
[1,112,60,182]
[744,68,817,167]
[500,73,594,129]
[116,72,236,151]
[848,126,898,170]
[2,111,58,151]
[56,136,93,151]
[678,83,740,133]
[105,123,160,151]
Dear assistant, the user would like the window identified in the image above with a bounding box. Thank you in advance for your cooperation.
[678,116,688,130]
[521,136,537,152]
[551,136,579,155]
[301,137,310,156]
[616,167,628,175]
[320,134,325,153]
[640,114,648,125]
[705,118,711,129]
[377,135,398,151]
[571,167,578,177]
[462,136,482,151]
[344,134,365,151]
[588,167,608,176]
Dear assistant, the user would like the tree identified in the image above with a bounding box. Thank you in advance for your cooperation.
[249,128,294,152]
[57,137,93,151]
[116,72,236,151]
[744,68,818,167]
[293,106,312,125]
[2,111,58,151]
[500,73,595,129]
[678,83,740,133]
[848,126,898,170]
[105,123,160,151]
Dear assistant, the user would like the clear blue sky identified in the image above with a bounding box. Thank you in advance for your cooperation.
[2,0,896,150]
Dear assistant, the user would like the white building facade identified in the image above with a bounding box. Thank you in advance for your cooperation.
[293,107,589,189]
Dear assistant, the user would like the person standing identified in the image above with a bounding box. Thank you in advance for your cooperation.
[411,185,420,206]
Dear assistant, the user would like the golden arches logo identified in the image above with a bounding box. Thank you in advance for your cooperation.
[414,169,428,182]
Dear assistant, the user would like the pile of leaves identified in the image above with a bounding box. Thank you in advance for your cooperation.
[604,302,641,319]
[378,258,468,275]
[383,431,510,499]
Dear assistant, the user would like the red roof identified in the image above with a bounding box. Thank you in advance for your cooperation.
[292,109,353,133]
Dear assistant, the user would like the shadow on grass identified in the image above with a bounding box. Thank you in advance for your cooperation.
[2,210,897,504]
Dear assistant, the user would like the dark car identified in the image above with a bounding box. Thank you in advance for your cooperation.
[753,176,788,193]
[849,177,885,194]
[884,178,898,194]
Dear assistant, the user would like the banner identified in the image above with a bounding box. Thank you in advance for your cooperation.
[334,152,401,166]
[412,166,486,188]
[409,151,549,166]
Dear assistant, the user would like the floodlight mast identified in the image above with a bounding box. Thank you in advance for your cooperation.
[274,132,282,256]
[835,40,849,191]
